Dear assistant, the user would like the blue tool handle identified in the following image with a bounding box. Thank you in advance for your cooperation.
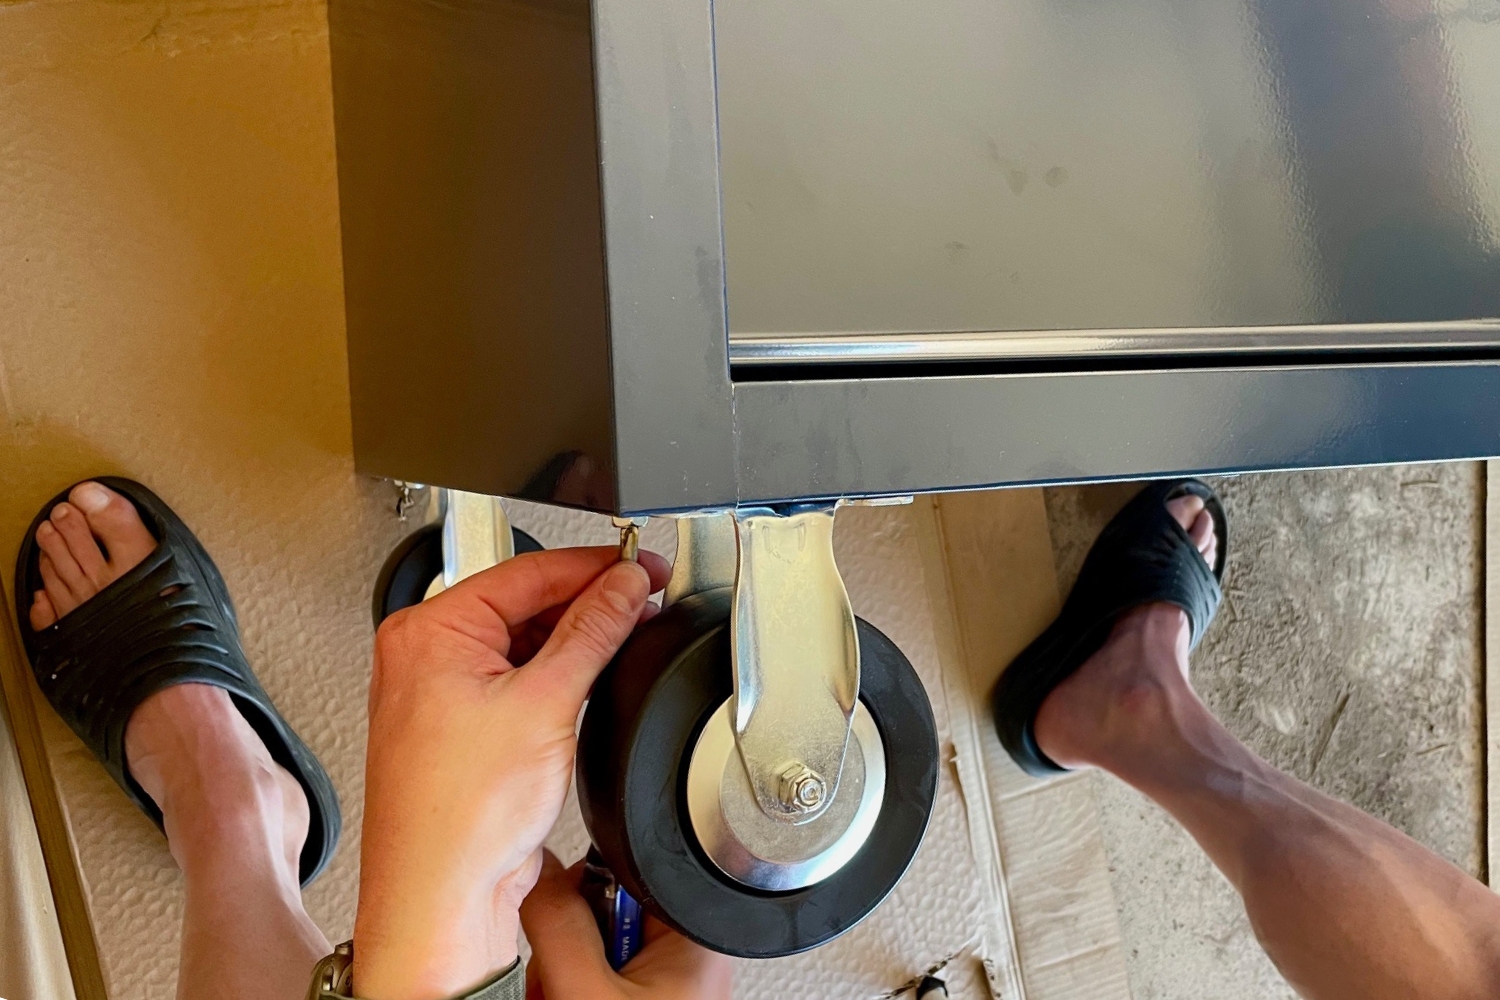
[581,850,645,970]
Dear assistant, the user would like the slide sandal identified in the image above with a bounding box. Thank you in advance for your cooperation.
[14,476,341,886]
[992,478,1228,776]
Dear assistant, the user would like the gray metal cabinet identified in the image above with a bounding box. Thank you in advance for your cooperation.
[330,0,1500,515]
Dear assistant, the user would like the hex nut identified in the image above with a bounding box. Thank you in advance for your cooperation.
[777,762,827,813]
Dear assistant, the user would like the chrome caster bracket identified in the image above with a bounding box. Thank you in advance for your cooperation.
[730,506,859,825]
[667,506,865,827]
[437,488,515,591]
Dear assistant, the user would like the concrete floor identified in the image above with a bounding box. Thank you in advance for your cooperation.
[1045,463,1486,1000]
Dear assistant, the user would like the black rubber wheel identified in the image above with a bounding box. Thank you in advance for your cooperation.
[372,524,543,627]
[577,588,938,958]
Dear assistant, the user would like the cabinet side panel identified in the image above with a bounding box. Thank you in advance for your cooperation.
[592,0,739,513]
[331,0,617,510]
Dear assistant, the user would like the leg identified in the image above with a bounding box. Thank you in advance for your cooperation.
[1034,497,1500,1000]
[30,482,328,1000]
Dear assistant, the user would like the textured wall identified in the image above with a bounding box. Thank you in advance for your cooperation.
[0,0,393,992]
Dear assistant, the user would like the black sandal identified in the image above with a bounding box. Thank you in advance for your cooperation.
[14,477,341,886]
[992,479,1228,776]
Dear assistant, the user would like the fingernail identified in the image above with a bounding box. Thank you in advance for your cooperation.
[603,561,649,613]
[74,482,111,513]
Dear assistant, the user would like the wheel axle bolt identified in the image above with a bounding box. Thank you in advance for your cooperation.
[777,763,827,813]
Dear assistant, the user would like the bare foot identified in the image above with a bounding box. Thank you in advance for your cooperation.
[29,481,307,881]
[1032,494,1217,770]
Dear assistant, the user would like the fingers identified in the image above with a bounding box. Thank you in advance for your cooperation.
[423,548,670,653]
[519,852,614,996]
[521,561,652,706]
[523,854,735,1000]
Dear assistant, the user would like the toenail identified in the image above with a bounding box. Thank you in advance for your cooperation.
[74,482,111,513]
[38,522,55,537]
[52,504,70,520]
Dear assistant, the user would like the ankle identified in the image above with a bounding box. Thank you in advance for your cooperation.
[164,761,304,881]
[125,684,308,884]
[1033,603,1198,769]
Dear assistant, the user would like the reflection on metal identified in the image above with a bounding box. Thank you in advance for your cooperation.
[664,513,738,607]
[730,321,1500,367]
[427,490,515,599]
[715,0,1500,339]
[686,700,885,891]
[731,507,859,823]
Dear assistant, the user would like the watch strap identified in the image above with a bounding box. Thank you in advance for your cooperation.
[309,942,525,1000]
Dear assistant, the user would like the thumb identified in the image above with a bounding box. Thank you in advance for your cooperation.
[520,852,615,997]
[526,560,650,705]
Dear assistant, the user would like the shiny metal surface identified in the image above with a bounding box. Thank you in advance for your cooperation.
[733,363,1500,504]
[612,516,649,564]
[715,0,1500,340]
[731,508,860,822]
[441,490,515,589]
[686,700,885,891]
[421,490,514,601]
[732,321,1500,367]
[664,513,738,607]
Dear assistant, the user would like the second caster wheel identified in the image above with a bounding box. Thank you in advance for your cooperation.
[577,588,939,958]
[372,523,543,627]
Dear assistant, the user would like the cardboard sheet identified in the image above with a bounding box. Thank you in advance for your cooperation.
[918,493,1131,1000]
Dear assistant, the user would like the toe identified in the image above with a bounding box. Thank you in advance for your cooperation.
[36,522,94,605]
[1167,494,1216,570]
[1189,510,1218,570]
[1164,494,1204,532]
[37,552,81,618]
[29,591,57,631]
[70,482,156,572]
[1188,509,1212,552]
[49,503,109,586]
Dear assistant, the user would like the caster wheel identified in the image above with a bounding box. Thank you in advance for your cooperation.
[372,523,543,626]
[577,588,938,958]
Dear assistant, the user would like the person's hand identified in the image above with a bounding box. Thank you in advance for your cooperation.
[353,546,671,1000]
[520,851,734,1000]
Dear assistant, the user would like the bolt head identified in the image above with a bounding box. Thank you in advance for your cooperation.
[777,763,827,813]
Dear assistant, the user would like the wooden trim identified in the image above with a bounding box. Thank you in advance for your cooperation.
[0,604,107,1000]
[1486,462,1497,888]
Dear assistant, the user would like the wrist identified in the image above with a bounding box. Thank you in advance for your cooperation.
[352,878,525,1000]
